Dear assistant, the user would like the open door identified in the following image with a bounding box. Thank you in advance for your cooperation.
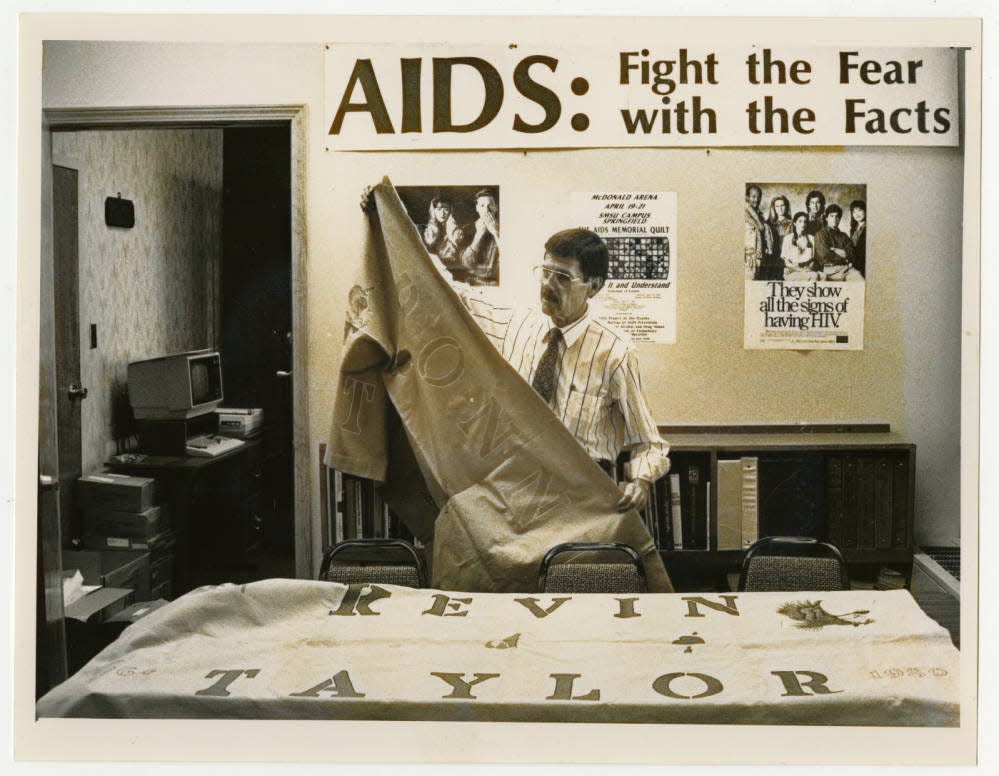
[37,119,68,697]
[52,163,84,541]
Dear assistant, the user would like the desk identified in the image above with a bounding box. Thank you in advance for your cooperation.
[37,580,959,724]
[107,438,263,595]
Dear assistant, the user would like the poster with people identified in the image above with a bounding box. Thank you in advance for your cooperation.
[743,182,867,349]
[572,191,678,344]
[397,185,501,286]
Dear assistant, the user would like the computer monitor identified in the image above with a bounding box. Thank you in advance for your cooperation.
[127,350,223,420]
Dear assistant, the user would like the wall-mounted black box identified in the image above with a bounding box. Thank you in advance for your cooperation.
[105,196,135,228]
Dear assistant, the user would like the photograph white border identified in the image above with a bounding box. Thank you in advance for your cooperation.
[4,1,992,771]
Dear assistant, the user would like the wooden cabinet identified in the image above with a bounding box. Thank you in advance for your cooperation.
[658,426,915,592]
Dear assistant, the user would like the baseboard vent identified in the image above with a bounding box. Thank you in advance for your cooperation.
[921,545,960,581]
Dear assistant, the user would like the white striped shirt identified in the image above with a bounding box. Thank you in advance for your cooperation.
[465,296,670,483]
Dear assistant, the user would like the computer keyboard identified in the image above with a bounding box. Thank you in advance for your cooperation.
[185,434,246,458]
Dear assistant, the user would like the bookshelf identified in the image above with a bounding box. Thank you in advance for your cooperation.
[320,425,915,594]
[659,424,915,592]
[318,443,415,555]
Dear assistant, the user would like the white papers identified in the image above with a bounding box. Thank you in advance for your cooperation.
[61,570,100,608]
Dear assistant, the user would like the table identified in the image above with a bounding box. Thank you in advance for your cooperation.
[36,580,959,724]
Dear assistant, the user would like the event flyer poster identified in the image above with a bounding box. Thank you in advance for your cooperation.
[572,191,678,344]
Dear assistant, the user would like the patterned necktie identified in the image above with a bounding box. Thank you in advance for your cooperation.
[531,328,563,405]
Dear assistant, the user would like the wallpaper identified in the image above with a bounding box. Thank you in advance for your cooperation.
[52,128,223,472]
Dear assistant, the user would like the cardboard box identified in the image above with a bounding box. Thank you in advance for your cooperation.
[64,587,135,623]
[216,408,264,438]
[84,504,165,539]
[216,407,263,420]
[76,472,157,512]
[62,549,151,602]
[82,529,176,554]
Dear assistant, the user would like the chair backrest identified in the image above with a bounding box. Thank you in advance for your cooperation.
[539,542,647,593]
[319,538,427,588]
[738,536,849,592]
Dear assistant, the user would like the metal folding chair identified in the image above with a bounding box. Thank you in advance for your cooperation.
[319,538,427,588]
[738,536,849,592]
[538,542,647,593]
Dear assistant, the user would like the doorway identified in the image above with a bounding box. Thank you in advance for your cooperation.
[38,107,311,616]
[220,125,295,577]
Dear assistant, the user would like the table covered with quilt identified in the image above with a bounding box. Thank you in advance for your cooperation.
[37,579,959,725]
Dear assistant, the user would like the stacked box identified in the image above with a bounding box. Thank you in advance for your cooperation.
[64,586,135,624]
[77,472,156,512]
[215,407,264,438]
[84,504,166,541]
[62,549,151,602]
[82,530,176,599]
[78,470,175,600]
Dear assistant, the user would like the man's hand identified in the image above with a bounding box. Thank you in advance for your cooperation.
[617,479,650,513]
[360,185,375,213]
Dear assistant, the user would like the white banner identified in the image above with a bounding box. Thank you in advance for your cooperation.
[324,44,959,150]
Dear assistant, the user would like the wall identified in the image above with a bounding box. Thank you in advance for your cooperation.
[41,28,965,563]
[321,145,964,549]
[51,128,223,472]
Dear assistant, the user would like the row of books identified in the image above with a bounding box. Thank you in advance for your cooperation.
[324,460,764,554]
[653,453,912,553]
[326,471,415,546]
[639,457,759,551]
[826,454,910,551]
[325,452,910,555]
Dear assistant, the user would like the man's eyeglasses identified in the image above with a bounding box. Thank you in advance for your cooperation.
[533,265,585,286]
